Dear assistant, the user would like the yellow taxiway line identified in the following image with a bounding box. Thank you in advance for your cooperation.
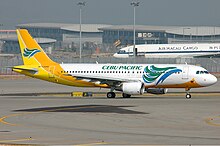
[0,105,108,126]
[205,116,220,126]
[0,113,28,126]
[0,137,34,143]
[75,142,108,146]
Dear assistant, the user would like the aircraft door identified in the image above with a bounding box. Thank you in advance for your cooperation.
[182,66,189,79]
[134,48,138,56]
[128,47,133,57]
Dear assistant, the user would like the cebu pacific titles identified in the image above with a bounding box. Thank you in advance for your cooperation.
[12,29,217,98]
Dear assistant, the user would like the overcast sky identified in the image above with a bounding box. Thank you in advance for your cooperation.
[1,0,220,29]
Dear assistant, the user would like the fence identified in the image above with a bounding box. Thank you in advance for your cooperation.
[0,55,220,75]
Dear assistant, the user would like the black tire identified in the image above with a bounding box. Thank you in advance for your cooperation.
[107,92,116,98]
[186,93,191,99]
[122,93,131,98]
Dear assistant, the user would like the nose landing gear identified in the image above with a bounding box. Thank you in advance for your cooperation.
[186,93,191,99]
[185,88,191,99]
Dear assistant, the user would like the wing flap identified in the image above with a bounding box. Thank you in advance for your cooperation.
[71,74,133,86]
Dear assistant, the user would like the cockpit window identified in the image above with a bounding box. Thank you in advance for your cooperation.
[196,70,209,74]
[118,50,126,54]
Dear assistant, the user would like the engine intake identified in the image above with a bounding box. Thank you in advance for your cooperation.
[122,82,145,95]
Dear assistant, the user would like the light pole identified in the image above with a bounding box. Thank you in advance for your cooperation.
[131,1,139,58]
[0,24,3,39]
[77,1,86,60]
[213,26,216,42]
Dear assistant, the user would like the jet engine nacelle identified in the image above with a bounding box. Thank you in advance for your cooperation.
[146,88,168,94]
[122,82,145,95]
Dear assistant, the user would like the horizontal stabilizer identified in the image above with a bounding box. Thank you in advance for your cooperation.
[12,65,38,74]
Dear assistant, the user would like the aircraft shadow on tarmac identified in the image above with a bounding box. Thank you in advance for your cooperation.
[13,105,148,114]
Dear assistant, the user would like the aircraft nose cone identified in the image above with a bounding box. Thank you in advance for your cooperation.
[204,75,218,86]
[198,74,217,87]
[209,75,218,85]
[113,53,120,58]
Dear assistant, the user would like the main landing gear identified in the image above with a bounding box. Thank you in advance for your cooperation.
[106,87,132,98]
[107,87,116,98]
[106,92,132,98]
[185,88,191,99]
[107,92,116,98]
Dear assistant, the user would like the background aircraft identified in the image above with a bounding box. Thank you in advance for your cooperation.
[114,44,220,58]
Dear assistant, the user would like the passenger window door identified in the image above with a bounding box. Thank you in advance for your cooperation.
[182,66,189,79]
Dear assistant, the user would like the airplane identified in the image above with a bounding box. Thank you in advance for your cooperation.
[12,29,217,99]
[113,44,220,58]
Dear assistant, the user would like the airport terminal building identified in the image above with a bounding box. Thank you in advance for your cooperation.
[1,23,112,54]
[16,23,220,47]
[1,23,220,53]
[16,23,112,49]
[99,25,220,46]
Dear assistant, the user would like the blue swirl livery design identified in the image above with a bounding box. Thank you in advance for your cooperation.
[142,65,182,85]
[23,48,41,58]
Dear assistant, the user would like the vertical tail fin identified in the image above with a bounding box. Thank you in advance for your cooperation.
[17,29,56,66]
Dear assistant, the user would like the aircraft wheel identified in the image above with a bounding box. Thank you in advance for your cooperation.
[186,93,191,99]
[107,92,116,98]
[122,93,131,98]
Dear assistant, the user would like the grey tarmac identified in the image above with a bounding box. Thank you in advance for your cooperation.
[0,78,219,145]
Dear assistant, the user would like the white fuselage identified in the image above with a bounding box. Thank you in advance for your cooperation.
[60,64,217,88]
[114,43,220,58]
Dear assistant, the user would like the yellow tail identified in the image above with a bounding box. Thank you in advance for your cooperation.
[14,29,82,86]
[17,29,56,66]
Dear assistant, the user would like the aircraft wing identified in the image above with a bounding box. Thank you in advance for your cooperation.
[69,74,136,86]
[193,52,220,58]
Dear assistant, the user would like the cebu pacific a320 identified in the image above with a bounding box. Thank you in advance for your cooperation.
[12,29,217,98]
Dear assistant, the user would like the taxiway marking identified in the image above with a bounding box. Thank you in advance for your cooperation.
[205,116,220,126]
[0,137,34,143]
[75,141,108,146]
[0,105,108,126]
